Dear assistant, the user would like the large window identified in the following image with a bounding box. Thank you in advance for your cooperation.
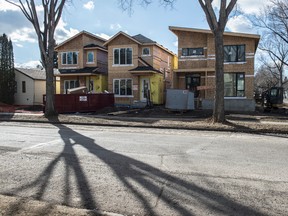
[87,51,94,63]
[62,52,78,65]
[113,48,132,65]
[64,80,79,94]
[224,73,245,97]
[182,48,204,56]
[224,45,245,62]
[113,79,132,96]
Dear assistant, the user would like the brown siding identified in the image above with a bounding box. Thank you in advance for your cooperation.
[174,30,258,100]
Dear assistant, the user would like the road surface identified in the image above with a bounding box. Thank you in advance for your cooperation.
[0,122,287,216]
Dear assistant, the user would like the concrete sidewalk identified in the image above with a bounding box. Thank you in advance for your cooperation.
[1,111,288,134]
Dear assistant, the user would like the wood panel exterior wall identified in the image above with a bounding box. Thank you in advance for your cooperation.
[171,27,259,101]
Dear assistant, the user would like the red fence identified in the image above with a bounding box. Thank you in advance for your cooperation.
[44,93,114,113]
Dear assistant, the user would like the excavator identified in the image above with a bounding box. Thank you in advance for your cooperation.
[262,87,288,112]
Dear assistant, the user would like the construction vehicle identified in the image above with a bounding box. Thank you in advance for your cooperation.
[262,87,288,112]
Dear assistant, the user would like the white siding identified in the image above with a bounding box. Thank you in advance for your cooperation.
[14,71,46,105]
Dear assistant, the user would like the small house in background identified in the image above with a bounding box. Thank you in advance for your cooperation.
[170,26,260,111]
[55,31,108,94]
[104,31,177,106]
[14,68,59,106]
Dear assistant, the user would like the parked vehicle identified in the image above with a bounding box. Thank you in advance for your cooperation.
[262,87,288,112]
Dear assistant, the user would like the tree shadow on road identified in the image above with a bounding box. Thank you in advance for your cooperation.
[4,119,268,216]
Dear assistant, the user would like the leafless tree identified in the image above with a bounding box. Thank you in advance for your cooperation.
[198,0,237,123]
[119,0,237,123]
[254,65,279,94]
[5,0,66,117]
[251,0,288,87]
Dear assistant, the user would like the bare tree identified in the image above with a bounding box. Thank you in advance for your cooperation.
[252,0,288,87]
[5,0,66,117]
[198,0,237,123]
[118,0,237,123]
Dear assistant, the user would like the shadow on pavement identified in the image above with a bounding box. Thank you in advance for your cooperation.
[4,117,268,216]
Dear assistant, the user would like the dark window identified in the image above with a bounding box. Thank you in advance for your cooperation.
[224,45,245,62]
[182,48,204,56]
[22,81,26,93]
[185,75,200,98]
[224,73,245,97]
[62,52,78,65]
[113,79,132,96]
[113,48,133,65]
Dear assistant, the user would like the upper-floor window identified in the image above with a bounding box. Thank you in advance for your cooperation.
[224,45,245,62]
[224,73,245,97]
[87,51,94,63]
[142,47,150,56]
[113,48,132,65]
[182,48,204,56]
[61,51,78,65]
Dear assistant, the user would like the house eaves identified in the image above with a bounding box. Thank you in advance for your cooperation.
[169,26,260,51]
[103,31,142,46]
[15,68,46,80]
[55,30,107,50]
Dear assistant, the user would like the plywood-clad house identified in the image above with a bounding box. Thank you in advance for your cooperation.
[169,26,260,111]
[55,31,108,94]
[104,31,176,106]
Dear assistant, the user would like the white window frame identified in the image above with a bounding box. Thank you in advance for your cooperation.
[142,47,150,56]
[113,78,133,97]
[87,51,94,64]
[113,48,133,66]
[61,51,79,65]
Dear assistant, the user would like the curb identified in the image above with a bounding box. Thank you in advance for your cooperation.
[1,117,288,136]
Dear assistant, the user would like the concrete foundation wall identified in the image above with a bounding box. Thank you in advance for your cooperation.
[202,99,256,112]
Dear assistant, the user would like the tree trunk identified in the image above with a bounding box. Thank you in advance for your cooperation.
[44,37,57,117]
[213,32,225,123]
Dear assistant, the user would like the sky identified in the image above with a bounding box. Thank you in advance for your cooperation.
[0,0,271,68]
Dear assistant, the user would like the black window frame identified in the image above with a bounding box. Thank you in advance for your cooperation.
[224,45,246,63]
[182,48,204,56]
[224,72,245,97]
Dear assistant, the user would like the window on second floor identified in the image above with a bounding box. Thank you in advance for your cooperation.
[61,51,78,65]
[113,48,132,65]
[224,45,245,63]
[142,47,150,56]
[182,48,204,56]
[87,51,94,63]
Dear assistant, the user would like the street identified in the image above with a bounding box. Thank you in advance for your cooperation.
[0,122,287,216]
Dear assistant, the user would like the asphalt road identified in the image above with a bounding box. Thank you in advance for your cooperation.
[0,122,287,216]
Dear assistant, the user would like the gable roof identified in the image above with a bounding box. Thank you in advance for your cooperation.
[15,68,59,80]
[55,31,107,50]
[132,34,156,44]
[104,31,176,56]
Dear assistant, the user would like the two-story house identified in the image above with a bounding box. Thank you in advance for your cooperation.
[103,31,176,106]
[169,26,260,111]
[55,31,108,94]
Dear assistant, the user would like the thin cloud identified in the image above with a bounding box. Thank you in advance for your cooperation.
[83,1,94,10]
[95,33,111,40]
[110,23,122,30]
[226,15,253,33]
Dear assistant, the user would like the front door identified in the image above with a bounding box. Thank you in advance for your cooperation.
[140,78,150,102]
